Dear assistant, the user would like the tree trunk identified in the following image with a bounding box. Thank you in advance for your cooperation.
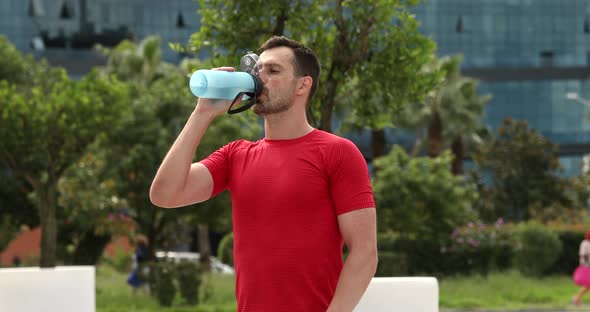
[371,128,387,173]
[318,79,338,133]
[451,136,464,175]
[427,111,443,157]
[38,178,58,267]
[72,231,111,265]
[198,224,211,271]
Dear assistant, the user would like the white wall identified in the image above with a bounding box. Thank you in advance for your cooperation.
[0,266,95,312]
[354,277,439,312]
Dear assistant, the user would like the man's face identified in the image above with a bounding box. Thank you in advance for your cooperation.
[252,47,299,116]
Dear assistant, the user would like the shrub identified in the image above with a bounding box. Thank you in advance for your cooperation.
[373,147,477,244]
[218,232,234,267]
[376,252,408,277]
[148,261,176,307]
[175,260,202,305]
[543,223,585,275]
[101,245,132,273]
[513,222,562,277]
[446,219,515,275]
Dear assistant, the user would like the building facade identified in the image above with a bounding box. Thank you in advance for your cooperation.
[413,0,590,176]
[3,0,590,175]
[0,0,200,77]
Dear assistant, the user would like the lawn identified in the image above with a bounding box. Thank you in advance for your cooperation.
[97,266,585,311]
[439,271,582,310]
[96,265,236,312]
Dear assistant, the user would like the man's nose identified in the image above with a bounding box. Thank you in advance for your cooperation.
[256,69,267,82]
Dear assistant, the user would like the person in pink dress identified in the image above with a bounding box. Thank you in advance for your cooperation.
[573,230,590,305]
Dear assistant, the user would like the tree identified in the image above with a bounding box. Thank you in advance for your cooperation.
[372,146,477,242]
[189,0,440,160]
[396,55,491,173]
[473,118,570,221]
[95,37,261,266]
[57,150,132,265]
[0,36,33,84]
[0,37,128,267]
[0,172,38,250]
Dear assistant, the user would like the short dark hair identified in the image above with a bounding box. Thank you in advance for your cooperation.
[259,36,320,107]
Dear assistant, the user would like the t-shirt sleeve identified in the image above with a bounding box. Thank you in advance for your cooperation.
[199,141,237,198]
[328,139,375,215]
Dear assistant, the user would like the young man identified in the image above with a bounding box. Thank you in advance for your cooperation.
[150,36,377,312]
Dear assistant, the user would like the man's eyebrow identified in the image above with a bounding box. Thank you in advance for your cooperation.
[260,61,284,69]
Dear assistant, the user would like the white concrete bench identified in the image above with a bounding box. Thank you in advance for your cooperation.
[0,266,95,312]
[354,277,439,312]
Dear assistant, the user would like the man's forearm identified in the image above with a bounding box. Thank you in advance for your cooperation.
[326,248,378,312]
[150,109,215,205]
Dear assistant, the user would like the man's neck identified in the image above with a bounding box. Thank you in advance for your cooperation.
[263,109,314,140]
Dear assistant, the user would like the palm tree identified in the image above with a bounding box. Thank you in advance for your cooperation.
[96,36,176,87]
[397,54,491,174]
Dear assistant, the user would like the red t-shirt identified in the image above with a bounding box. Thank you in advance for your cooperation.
[200,129,375,312]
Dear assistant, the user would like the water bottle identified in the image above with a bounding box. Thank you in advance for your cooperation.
[189,69,261,100]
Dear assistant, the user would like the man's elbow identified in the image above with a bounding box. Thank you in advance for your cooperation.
[351,245,378,276]
[149,185,175,208]
[369,248,378,275]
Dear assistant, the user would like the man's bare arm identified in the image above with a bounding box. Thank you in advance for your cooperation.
[327,208,378,312]
[150,69,237,208]
[149,109,216,208]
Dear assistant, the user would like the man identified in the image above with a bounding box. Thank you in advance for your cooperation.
[150,36,377,312]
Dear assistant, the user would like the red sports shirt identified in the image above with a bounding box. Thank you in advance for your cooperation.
[201,129,375,312]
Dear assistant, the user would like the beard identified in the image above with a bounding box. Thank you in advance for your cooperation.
[253,84,296,116]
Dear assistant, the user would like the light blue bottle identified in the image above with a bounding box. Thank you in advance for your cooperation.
[189,69,261,100]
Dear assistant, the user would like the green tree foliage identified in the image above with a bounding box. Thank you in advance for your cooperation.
[0,173,38,251]
[0,36,33,84]
[57,151,132,265]
[0,36,128,266]
[373,146,477,243]
[189,0,441,160]
[0,72,128,267]
[396,55,491,173]
[95,37,260,263]
[473,118,571,222]
[513,222,562,277]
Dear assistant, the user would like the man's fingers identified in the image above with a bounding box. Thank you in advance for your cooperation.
[212,67,236,72]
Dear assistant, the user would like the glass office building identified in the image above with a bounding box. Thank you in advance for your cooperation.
[412,0,590,176]
[0,0,200,77]
[3,0,590,175]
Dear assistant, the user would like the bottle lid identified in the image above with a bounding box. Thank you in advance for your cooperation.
[189,70,208,97]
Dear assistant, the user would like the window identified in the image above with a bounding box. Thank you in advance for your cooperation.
[100,3,110,24]
[176,12,185,28]
[60,1,73,19]
[28,0,44,17]
[133,5,143,27]
[540,51,554,67]
[456,15,463,33]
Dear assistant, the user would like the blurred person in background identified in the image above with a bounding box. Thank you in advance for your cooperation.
[127,234,149,296]
[572,230,590,306]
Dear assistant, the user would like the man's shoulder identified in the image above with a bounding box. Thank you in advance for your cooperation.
[314,130,359,150]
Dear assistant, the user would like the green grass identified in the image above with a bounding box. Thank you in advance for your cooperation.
[439,270,583,310]
[97,266,587,311]
[96,265,236,312]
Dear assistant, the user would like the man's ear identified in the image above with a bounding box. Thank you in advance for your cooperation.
[297,76,313,95]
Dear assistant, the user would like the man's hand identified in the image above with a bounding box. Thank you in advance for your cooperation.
[195,67,241,117]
